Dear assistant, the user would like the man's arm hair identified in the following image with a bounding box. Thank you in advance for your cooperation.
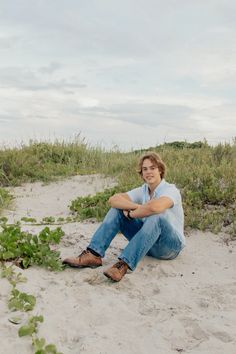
[108,193,140,210]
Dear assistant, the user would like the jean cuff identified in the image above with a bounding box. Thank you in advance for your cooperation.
[118,256,134,271]
[87,245,104,258]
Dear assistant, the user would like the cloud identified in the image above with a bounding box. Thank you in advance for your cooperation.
[73,102,193,128]
[38,62,62,75]
[0,35,21,50]
[0,66,86,91]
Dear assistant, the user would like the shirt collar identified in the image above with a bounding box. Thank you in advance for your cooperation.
[144,178,166,195]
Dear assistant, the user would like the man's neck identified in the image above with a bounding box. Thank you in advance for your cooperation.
[148,181,161,195]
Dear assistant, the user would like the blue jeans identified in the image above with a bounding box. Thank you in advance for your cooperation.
[88,208,183,271]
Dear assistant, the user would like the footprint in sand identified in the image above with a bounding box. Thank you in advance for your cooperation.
[180,317,208,342]
[83,271,105,285]
[199,284,234,311]
[138,299,161,317]
[211,330,233,343]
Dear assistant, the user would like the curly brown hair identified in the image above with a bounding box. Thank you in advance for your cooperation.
[137,152,166,179]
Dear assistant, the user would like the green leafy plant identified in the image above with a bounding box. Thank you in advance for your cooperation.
[32,337,63,354]
[65,216,73,223]
[21,217,37,223]
[70,185,136,221]
[18,315,43,337]
[0,216,8,223]
[8,288,36,312]
[0,224,64,270]
[41,217,55,224]
[1,264,27,286]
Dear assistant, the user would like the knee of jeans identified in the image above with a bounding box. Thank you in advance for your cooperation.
[144,213,167,228]
[158,213,176,232]
[158,213,171,223]
[103,208,122,222]
[159,250,180,260]
[147,213,168,222]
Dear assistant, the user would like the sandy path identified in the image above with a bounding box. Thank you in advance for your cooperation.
[3,174,116,222]
[1,176,236,354]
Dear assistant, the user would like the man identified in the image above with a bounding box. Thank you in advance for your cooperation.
[63,152,185,282]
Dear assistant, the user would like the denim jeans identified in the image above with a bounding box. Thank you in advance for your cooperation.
[88,208,183,271]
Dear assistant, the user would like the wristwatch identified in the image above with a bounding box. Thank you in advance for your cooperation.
[127,210,134,220]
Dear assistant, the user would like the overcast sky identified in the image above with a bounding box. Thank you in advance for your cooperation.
[0,0,235,150]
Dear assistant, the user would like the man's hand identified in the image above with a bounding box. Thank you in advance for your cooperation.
[123,210,128,218]
[123,210,129,218]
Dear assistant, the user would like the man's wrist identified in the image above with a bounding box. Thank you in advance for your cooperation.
[127,210,134,220]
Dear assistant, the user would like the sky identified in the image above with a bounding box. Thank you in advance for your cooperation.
[0,0,235,151]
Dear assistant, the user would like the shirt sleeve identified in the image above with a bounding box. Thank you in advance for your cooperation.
[127,187,143,204]
[158,186,181,206]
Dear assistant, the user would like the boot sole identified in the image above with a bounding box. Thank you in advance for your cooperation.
[63,263,102,269]
[103,271,120,282]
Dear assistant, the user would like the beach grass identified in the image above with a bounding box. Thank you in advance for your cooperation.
[0,188,12,211]
[0,138,235,235]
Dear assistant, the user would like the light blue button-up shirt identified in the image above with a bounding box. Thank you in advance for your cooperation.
[127,179,185,245]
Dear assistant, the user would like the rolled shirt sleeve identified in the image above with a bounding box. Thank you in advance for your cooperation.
[127,187,143,204]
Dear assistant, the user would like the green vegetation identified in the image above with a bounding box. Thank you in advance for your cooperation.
[0,223,64,270]
[41,216,56,224]
[8,288,36,312]
[69,140,236,236]
[0,138,116,186]
[1,264,27,286]
[0,138,236,235]
[0,187,12,210]
[18,315,43,337]
[21,217,37,223]
[20,216,75,225]
[70,185,138,221]
[32,336,62,354]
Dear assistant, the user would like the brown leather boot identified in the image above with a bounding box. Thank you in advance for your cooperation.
[103,260,129,282]
[63,250,102,268]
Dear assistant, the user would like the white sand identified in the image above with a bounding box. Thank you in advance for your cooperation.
[1,175,236,354]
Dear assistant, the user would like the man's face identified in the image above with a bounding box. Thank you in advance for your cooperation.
[141,158,161,186]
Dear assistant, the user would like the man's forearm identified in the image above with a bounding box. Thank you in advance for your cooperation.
[108,195,140,210]
[129,204,155,218]
[129,197,173,218]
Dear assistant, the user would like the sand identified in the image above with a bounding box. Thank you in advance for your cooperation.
[0,175,236,354]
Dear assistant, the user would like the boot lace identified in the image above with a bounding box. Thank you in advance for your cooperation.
[115,260,127,269]
[78,250,90,257]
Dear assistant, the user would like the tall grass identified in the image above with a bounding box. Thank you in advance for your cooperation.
[0,139,235,235]
[0,188,12,211]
